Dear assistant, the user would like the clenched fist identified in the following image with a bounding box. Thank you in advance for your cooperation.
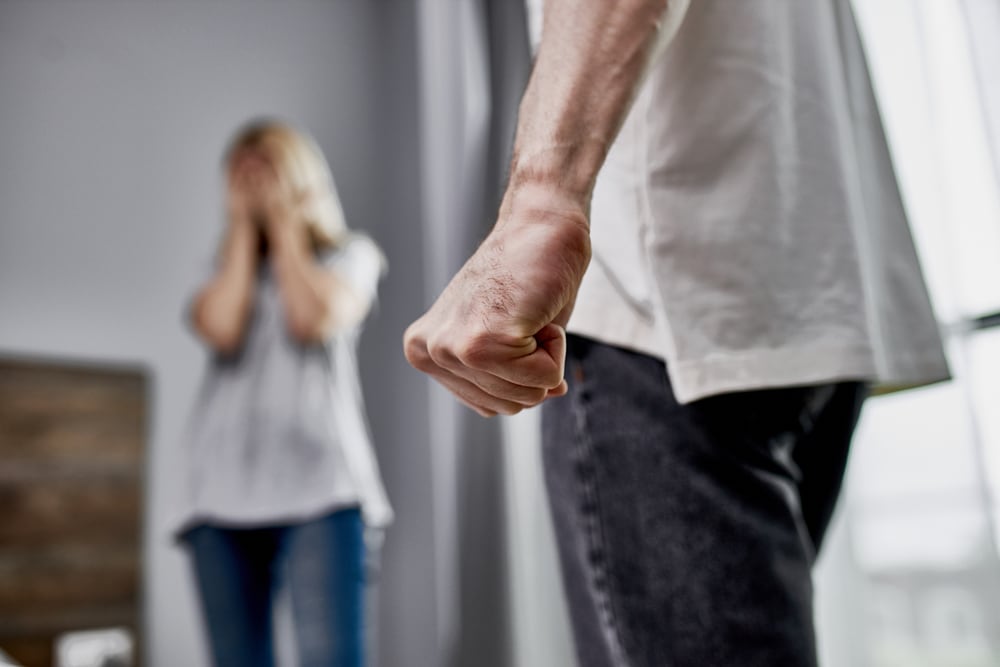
[404,185,592,417]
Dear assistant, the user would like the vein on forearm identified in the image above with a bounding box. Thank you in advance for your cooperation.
[511,0,669,201]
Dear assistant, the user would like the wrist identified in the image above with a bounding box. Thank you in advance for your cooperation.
[227,213,258,248]
[508,138,607,207]
[499,178,592,236]
[267,219,308,256]
[227,208,253,229]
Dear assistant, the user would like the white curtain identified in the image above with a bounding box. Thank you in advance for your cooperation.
[816,2,1000,666]
[414,2,561,666]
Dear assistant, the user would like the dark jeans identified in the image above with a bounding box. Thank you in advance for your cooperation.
[183,508,366,667]
[542,335,867,667]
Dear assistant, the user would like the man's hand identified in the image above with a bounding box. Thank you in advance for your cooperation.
[405,0,672,416]
[404,186,591,417]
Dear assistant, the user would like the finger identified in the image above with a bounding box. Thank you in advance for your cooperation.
[462,370,549,407]
[425,340,548,406]
[536,323,567,375]
[245,169,264,193]
[480,323,567,390]
[229,169,246,193]
[261,162,293,199]
[405,326,524,416]
[431,371,523,418]
[546,379,569,398]
[432,326,563,391]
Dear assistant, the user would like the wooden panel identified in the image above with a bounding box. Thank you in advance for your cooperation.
[0,357,146,666]
[0,477,140,548]
[3,638,53,667]
[0,362,144,468]
[0,548,139,617]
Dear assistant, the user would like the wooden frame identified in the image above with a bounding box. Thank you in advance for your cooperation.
[0,357,147,667]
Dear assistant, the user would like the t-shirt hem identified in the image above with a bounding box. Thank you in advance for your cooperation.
[567,317,662,361]
[173,496,393,543]
[669,344,878,404]
[568,321,884,404]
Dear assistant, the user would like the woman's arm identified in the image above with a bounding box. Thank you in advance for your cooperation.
[190,176,259,354]
[190,218,258,354]
[267,222,372,343]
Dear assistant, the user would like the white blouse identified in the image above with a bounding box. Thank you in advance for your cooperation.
[176,235,393,534]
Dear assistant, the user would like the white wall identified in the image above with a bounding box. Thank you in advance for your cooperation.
[0,3,434,665]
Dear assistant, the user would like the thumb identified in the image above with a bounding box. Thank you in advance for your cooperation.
[488,322,568,389]
[534,323,567,388]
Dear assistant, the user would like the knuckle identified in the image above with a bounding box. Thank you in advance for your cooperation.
[403,330,432,370]
[425,336,457,368]
[453,331,492,367]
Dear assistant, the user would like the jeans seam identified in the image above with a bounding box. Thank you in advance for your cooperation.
[570,364,633,667]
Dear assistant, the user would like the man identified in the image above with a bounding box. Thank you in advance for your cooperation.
[404,1,949,665]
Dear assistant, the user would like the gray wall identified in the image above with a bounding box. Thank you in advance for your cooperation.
[0,3,434,665]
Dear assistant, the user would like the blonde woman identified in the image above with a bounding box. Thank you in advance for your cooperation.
[176,120,391,667]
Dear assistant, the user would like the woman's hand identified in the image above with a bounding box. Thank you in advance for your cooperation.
[226,159,262,227]
[258,167,305,238]
[192,161,262,354]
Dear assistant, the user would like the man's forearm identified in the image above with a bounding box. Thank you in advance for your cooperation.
[509,0,670,206]
[401,0,674,416]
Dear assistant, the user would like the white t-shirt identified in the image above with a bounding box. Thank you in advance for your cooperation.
[530,0,950,403]
[176,235,393,534]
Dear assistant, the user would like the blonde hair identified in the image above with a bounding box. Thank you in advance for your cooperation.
[225,119,349,250]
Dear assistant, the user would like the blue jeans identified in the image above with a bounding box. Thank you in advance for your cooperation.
[183,508,366,667]
[542,335,867,667]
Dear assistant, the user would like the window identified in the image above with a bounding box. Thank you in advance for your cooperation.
[826,2,1000,665]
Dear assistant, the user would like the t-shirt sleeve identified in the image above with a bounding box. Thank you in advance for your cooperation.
[322,235,385,307]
